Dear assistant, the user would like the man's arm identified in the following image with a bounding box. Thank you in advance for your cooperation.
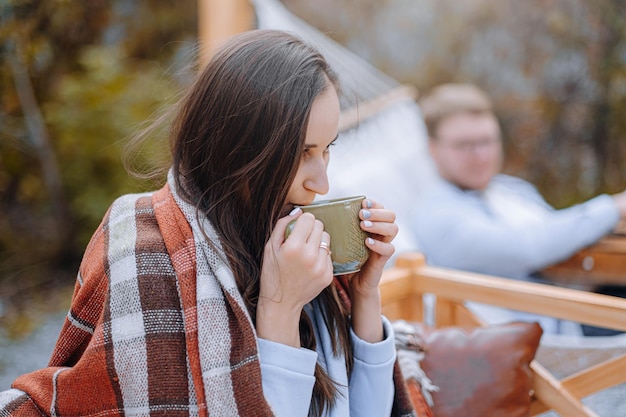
[413,193,619,279]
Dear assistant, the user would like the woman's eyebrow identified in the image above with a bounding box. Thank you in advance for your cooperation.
[304,135,339,149]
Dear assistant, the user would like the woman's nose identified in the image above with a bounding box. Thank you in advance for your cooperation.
[304,162,329,195]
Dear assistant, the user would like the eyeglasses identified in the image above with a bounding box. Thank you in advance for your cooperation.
[436,138,500,153]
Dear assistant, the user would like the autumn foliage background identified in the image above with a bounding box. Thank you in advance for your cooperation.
[1,0,626,328]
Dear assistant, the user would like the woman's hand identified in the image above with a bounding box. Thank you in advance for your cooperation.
[349,199,398,343]
[256,208,333,347]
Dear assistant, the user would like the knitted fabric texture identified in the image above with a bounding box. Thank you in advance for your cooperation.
[0,173,417,417]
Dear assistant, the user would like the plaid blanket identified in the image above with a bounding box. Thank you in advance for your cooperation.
[1,174,417,417]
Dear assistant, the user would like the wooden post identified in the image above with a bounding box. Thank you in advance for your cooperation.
[198,0,255,67]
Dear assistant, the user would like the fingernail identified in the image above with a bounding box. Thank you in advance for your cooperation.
[366,237,375,245]
[362,210,371,219]
[363,220,373,228]
[365,199,373,209]
[289,207,301,216]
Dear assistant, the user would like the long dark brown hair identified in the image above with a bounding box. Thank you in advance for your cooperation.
[169,30,350,416]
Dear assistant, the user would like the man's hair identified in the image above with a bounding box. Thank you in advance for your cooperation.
[419,83,494,139]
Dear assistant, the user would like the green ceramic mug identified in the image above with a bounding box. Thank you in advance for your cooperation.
[286,195,370,276]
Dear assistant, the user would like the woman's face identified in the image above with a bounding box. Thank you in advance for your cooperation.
[285,84,340,208]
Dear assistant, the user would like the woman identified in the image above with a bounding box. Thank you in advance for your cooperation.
[0,30,411,416]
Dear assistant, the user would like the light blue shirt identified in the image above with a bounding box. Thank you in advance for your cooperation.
[258,300,396,417]
[412,174,619,281]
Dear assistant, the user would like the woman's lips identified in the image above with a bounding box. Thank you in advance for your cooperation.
[280,199,314,217]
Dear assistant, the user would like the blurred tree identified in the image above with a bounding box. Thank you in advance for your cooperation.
[499,0,626,206]
[2,2,70,265]
[0,0,114,299]
[584,0,626,192]
[0,0,196,309]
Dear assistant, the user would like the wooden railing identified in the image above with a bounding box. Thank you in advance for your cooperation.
[380,252,626,417]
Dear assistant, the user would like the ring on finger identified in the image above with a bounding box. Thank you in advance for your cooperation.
[319,241,331,255]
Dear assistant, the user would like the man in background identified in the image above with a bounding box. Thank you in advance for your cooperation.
[411,83,626,335]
